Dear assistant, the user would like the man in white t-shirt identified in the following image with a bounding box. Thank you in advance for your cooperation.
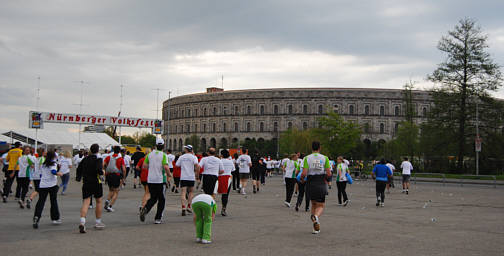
[140,138,170,224]
[400,157,413,194]
[199,147,224,196]
[385,160,396,193]
[175,145,200,216]
[236,148,252,195]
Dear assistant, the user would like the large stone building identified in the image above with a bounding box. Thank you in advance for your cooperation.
[162,87,432,152]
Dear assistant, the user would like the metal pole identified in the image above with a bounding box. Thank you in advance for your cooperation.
[78,81,84,150]
[167,91,171,146]
[476,101,479,176]
[119,84,124,145]
[35,76,41,150]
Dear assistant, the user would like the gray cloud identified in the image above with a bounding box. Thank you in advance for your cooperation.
[1,0,503,133]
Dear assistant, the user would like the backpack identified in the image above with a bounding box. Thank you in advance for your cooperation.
[105,156,121,174]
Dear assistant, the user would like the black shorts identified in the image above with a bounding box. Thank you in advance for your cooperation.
[170,168,174,174]
[106,174,121,189]
[174,177,180,187]
[141,181,148,186]
[307,175,327,203]
[402,174,411,183]
[33,180,41,192]
[202,174,218,195]
[82,183,103,199]
[134,170,141,178]
[239,173,250,179]
[180,180,195,188]
[251,169,260,181]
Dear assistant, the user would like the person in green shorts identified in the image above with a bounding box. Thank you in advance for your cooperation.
[192,193,217,244]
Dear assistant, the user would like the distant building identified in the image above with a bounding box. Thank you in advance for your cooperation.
[162,88,432,152]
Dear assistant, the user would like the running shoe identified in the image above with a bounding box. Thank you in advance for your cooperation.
[186,208,193,214]
[201,240,212,244]
[175,189,179,193]
[283,201,291,208]
[406,190,409,195]
[312,229,320,234]
[26,199,31,209]
[79,224,86,233]
[171,186,175,192]
[295,205,299,212]
[376,197,381,207]
[104,200,110,210]
[154,219,163,224]
[139,208,146,222]
[105,206,115,212]
[33,216,39,229]
[182,209,186,216]
[221,209,227,216]
[380,202,385,207]
[18,199,25,209]
[196,238,202,243]
[95,222,106,230]
[134,184,137,189]
[253,186,256,194]
[2,196,6,203]
[311,215,320,232]
[343,200,349,207]
[89,204,94,209]
[52,219,62,225]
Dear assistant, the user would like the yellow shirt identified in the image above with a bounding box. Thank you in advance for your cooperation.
[7,148,23,171]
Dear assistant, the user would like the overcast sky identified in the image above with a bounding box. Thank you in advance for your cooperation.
[1,0,503,135]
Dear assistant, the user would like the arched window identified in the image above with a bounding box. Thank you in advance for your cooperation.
[223,107,227,115]
[395,123,399,133]
[288,105,293,114]
[181,110,185,117]
[365,105,370,115]
[178,139,182,151]
[212,123,216,132]
[260,105,265,115]
[274,105,279,114]
[247,106,252,115]
[260,122,264,132]
[333,104,339,113]
[394,106,400,116]
[349,105,354,115]
[273,122,278,132]
[303,105,308,114]
[303,122,308,130]
[234,122,239,132]
[213,107,217,116]
[194,124,198,133]
[204,108,207,116]
[195,108,198,117]
[203,124,206,133]
[174,125,178,134]
[380,123,385,134]
[234,106,239,115]
[223,122,227,132]
[187,109,191,117]
[246,122,251,132]
[422,107,427,117]
[318,105,323,114]
[380,106,385,116]
[287,122,293,129]
[186,124,190,133]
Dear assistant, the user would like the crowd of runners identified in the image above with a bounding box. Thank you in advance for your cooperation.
[0,139,414,241]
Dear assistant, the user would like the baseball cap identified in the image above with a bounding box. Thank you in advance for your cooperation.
[156,137,165,145]
[184,145,193,151]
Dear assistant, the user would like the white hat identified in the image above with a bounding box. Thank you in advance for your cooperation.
[156,137,165,145]
[184,145,193,151]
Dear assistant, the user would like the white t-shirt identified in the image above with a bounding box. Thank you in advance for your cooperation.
[237,154,252,173]
[167,153,175,168]
[199,156,224,176]
[59,157,72,174]
[266,159,273,169]
[32,156,45,180]
[336,163,349,182]
[303,153,330,176]
[386,163,396,174]
[283,159,299,178]
[73,155,84,167]
[40,163,59,188]
[176,153,199,181]
[17,155,35,178]
[192,193,216,206]
[123,154,131,168]
[145,150,168,184]
[343,159,350,167]
[221,158,235,176]
[401,161,413,175]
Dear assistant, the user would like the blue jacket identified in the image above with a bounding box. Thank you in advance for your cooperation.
[372,164,392,182]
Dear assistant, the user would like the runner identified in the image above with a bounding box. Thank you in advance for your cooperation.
[250,152,261,194]
[3,142,23,203]
[176,145,200,216]
[73,150,84,170]
[130,146,145,189]
[103,146,126,212]
[171,154,181,193]
[166,149,175,190]
[401,157,413,194]
[265,156,273,181]
[231,153,240,191]
[136,149,151,211]
[28,148,45,208]
[15,146,35,209]
[372,159,392,207]
[192,193,217,244]
[300,141,332,234]
[199,147,224,196]
[33,150,63,229]
[58,151,72,195]
[76,144,105,233]
[282,154,299,208]
[386,160,396,193]
[335,156,350,206]
[196,152,207,191]
[237,148,252,195]
[140,138,171,224]
[218,149,234,216]
[295,161,310,212]
[122,149,132,188]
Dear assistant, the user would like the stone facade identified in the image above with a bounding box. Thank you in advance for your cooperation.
[162,88,432,152]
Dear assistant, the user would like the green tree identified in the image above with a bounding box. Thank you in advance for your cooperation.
[279,128,313,156]
[139,132,156,148]
[186,135,200,153]
[311,111,361,159]
[427,18,502,171]
[120,135,137,145]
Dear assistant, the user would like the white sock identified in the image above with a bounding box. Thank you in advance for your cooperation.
[96,218,102,224]
[80,217,86,224]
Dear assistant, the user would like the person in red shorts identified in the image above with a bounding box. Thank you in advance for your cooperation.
[103,146,126,212]
[136,149,151,212]
[171,154,181,193]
